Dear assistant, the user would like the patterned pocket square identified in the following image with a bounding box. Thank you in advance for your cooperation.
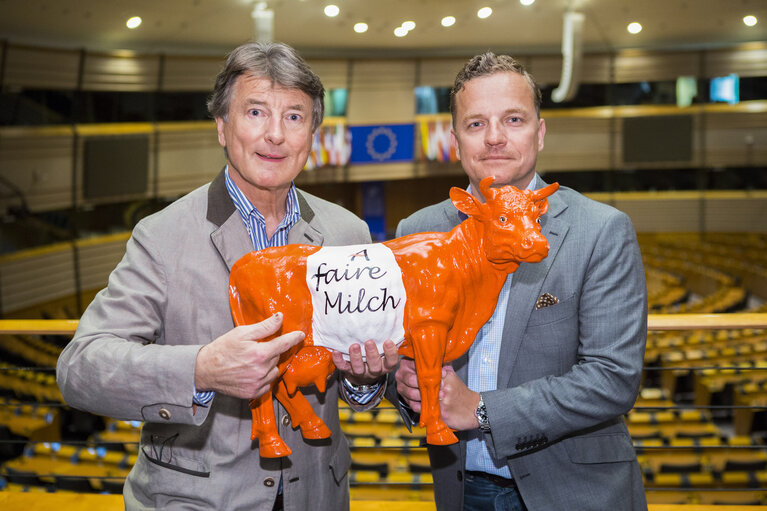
[535,293,560,310]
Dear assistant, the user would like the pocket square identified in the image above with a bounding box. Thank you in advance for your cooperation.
[535,293,560,310]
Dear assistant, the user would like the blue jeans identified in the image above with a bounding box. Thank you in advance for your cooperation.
[463,472,528,511]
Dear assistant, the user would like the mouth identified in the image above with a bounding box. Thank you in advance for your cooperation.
[480,155,513,162]
[256,152,287,162]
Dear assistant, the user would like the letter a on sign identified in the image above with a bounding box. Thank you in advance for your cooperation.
[349,249,370,261]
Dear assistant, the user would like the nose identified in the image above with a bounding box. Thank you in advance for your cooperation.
[485,119,506,146]
[522,231,546,251]
[265,117,285,145]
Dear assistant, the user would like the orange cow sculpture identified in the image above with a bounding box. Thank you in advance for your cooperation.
[229,177,559,457]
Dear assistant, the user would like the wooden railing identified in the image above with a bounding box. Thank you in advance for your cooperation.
[2,313,767,335]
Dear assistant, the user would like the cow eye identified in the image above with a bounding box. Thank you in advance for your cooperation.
[499,216,507,223]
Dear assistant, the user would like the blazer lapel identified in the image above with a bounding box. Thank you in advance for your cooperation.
[288,191,325,247]
[497,181,570,388]
[207,170,252,271]
[207,173,325,270]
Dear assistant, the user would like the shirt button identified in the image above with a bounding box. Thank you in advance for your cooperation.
[158,408,171,420]
[482,357,491,364]
[281,415,290,427]
[263,477,275,487]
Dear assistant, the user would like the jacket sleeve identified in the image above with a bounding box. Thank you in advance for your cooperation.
[56,220,209,426]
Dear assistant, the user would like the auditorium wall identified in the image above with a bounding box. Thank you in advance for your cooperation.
[0,42,765,314]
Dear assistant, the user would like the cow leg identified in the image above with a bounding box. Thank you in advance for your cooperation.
[250,386,292,458]
[411,323,458,445]
[275,379,331,440]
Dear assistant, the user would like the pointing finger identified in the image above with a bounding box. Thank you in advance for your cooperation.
[262,330,305,358]
[243,312,283,340]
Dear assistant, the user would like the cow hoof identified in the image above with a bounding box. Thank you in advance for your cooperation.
[427,427,458,445]
[300,418,332,439]
[259,437,292,458]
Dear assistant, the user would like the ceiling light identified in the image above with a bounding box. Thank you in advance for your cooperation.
[520,0,535,6]
[441,16,456,27]
[394,26,408,37]
[126,16,142,29]
[402,21,416,31]
[477,7,493,19]
[627,22,642,34]
[743,15,757,27]
[354,22,368,33]
[324,5,340,17]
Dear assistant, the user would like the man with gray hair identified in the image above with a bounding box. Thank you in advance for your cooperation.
[390,52,647,510]
[57,42,398,510]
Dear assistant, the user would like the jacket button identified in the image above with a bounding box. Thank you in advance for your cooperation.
[158,408,171,420]
[457,471,463,482]
[281,415,290,427]
[264,477,275,487]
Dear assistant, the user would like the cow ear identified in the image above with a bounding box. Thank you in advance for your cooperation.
[538,199,549,217]
[450,187,486,219]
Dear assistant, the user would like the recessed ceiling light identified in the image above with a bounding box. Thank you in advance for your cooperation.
[477,7,493,19]
[402,21,416,31]
[324,5,340,17]
[520,0,535,6]
[126,16,142,29]
[743,15,757,27]
[394,26,408,37]
[441,16,456,27]
[627,22,642,34]
[354,22,368,33]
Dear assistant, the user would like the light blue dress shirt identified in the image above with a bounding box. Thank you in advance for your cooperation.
[464,175,538,478]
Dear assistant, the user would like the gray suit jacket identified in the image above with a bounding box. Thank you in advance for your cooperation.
[389,177,648,511]
[57,170,372,510]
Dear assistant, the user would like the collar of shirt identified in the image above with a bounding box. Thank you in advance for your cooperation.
[224,166,301,250]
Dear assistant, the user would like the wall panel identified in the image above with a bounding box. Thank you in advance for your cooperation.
[82,53,161,91]
[307,59,350,90]
[162,55,222,91]
[346,60,417,123]
[705,45,767,78]
[156,126,224,197]
[0,129,75,212]
[3,45,81,90]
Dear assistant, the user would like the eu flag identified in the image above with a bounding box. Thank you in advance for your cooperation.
[349,124,415,164]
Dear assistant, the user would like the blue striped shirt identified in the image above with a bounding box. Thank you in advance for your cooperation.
[464,176,538,478]
[192,167,301,406]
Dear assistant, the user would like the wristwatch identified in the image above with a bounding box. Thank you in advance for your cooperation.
[475,394,491,431]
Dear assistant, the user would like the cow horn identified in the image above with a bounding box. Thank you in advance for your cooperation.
[531,182,559,201]
[478,176,497,202]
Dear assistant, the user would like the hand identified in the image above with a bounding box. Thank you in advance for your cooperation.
[194,313,305,399]
[331,339,399,386]
[394,357,421,412]
[439,366,481,431]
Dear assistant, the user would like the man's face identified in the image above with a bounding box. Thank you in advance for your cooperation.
[451,71,546,197]
[216,74,314,201]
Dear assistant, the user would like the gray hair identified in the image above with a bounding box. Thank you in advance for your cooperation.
[450,52,541,126]
[208,42,325,131]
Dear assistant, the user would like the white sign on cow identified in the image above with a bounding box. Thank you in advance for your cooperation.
[306,243,407,360]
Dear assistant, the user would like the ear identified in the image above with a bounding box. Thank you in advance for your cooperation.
[537,118,546,151]
[538,199,549,217]
[450,187,485,219]
[215,117,227,148]
[450,129,461,160]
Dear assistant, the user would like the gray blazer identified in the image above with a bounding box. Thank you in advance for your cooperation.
[57,170,372,511]
[389,177,648,511]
